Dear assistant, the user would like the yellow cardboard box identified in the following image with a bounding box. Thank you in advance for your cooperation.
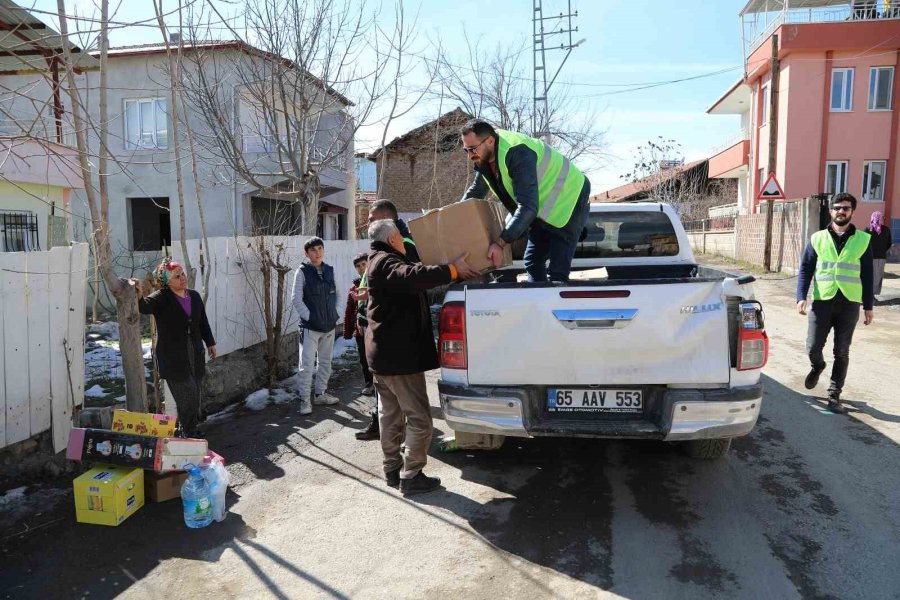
[111,410,177,438]
[73,465,145,526]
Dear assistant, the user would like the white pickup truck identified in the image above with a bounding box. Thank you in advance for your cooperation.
[437,202,768,459]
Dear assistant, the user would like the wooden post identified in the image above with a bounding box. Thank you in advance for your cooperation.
[763,34,779,272]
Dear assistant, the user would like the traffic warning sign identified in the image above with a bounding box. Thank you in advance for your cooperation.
[757,173,785,200]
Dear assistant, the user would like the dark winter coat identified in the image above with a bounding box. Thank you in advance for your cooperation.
[299,263,339,333]
[364,241,454,375]
[866,226,894,259]
[138,288,215,381]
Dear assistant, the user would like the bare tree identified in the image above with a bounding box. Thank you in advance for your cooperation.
[179,0,399,237]
[434,35,606,163]
[56,0,148,411]
[621,137,710,217]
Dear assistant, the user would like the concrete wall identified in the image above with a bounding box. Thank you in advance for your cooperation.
[687,230,736,259]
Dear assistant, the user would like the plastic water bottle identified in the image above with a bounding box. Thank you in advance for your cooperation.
[181,466,213,528]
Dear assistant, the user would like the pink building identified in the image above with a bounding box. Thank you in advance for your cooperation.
[708,0,900,243]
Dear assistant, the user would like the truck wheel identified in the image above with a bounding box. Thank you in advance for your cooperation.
[683,438,731,460]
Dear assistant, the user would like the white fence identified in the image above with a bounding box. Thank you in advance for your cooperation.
[173,236,370,357]
[0,244,88,452]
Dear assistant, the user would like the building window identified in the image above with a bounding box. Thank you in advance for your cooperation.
[758,168,766,192]
[760,85,769,124]
[0,209,39,252]
[824,161,849,195]
[124,98,168,149]
[868,67,894,111]
[129,197,170,251]
[862,160,886,202]
[250,197,302,235]
[830,68,854,111]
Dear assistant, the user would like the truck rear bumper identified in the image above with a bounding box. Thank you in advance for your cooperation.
[438,381,762,441]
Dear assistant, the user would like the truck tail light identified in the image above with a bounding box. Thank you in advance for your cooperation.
[439,301,467,369]
[737,301,768,371]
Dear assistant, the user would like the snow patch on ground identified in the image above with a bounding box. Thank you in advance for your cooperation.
[332,337,356,363]
[243,386,298,411]
[0,485,70,530]
[245,389,271,411]
[84,384,107,398]
[84,340,152,382]
[206,403,239,423]
[88,321,119,341]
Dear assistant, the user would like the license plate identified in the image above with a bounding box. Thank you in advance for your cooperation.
[547,388,643,413]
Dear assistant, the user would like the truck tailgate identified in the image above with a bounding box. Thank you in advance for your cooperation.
[464,282,730,386]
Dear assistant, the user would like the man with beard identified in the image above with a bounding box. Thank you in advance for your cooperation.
[459,119,591,282]
[797,193,874,414]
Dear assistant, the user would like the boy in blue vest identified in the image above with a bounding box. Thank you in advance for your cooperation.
[796,193,874,414]
[291,237,340,415]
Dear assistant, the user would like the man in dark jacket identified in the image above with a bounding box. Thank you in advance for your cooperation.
[291,237,340,415]
[365,219,477,495]
[460,119,591,282]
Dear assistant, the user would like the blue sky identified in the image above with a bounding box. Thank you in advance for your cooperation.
[28,0,748,192]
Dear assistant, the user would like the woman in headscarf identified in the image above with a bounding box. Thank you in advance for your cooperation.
[135,258,216,438]
[865,211,894,297]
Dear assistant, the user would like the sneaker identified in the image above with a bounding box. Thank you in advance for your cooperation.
[385,468,401,488]
[400,472,442,496]
[355,416,379,441]
[827,394,846,414]
[313,393,339,406]
[298,398,312,415]
[804,366,825,390]
[361,384,375,396]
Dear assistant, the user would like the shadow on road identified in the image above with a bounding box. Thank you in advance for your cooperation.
[413,373,900,598]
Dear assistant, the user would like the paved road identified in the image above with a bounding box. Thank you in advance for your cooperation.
[2,267,899,599]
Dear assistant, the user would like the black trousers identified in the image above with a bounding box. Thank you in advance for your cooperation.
[354,334,373,386]
[807,296,861,395]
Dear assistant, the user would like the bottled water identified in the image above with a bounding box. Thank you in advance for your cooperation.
[181,466,213,528]
[201,455,229,522]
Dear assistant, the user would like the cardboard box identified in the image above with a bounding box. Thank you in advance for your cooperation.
[73,465,144,526]
[111,410,176,438]
[145,470,188,503]
[156,438,208,472]
[67,428,208,472]
[407,199,512,273]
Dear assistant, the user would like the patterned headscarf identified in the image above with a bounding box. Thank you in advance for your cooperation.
[869,211,884,235]
[155,257,183,287]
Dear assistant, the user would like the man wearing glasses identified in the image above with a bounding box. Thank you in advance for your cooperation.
[796,193,874,414]
[459,119,591,282]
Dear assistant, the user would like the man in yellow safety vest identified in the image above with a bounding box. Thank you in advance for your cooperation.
[796,193,874,413]
[459,119,591,282]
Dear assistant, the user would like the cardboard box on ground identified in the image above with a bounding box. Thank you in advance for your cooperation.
[408,199,512,273]
[73,465,145,526]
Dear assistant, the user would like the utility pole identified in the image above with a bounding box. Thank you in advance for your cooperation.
[533,0,583,144]
[763,33,779,272]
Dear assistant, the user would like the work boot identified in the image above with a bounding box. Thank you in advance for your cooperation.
[400,472,442,496]
[355,412,379,441]
[313,392,339,406]
[385,467,400,489]
[827,393,846,414]
[298,398,312,415]
[805,365,825,390]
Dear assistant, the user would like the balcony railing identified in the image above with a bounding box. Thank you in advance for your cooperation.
[0,210,40,252]
[710,127,751,156]
[743,1,900,55]
[0,118,76,146]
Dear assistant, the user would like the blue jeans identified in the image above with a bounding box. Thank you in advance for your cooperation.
[524,180,591,282]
